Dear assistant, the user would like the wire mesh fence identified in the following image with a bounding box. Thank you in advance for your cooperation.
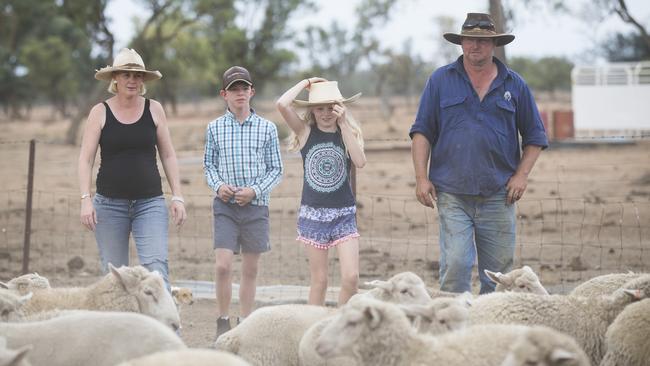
[1,137,649,294]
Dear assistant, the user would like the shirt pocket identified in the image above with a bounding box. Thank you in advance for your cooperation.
[495,99,516,136]
[440,96,467,131]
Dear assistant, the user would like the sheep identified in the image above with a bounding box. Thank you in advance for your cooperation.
[0,273,50,296]
[116,349,251,366]
[22,264,180,330]
[355,271,432,304]
[214,304,336,366]
[171,286,194,305]
[398,292,472,334]
[299,272,435,366]
[0,310,185,366]
[315,296,587,366]
[467,274,650,365]
[0,291,32,322]
[485,265,549,295]
[570,272,643,297]
[499,326,591,366]
[600,298,650,366]
[0,337,31,366]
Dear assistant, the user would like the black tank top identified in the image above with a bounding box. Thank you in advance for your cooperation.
[300,126,355,208]
[96,99,163,199]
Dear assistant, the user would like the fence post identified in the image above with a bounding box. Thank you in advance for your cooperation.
[22,139,35,274]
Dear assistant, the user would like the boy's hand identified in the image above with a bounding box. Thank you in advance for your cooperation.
[217,184,238,202]
[234,187,256,206]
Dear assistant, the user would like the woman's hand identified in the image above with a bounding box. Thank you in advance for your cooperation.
[80,199,97,231]
[171,200,187,228]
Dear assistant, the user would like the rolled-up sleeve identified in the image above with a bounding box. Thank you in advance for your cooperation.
[409,74,439,145]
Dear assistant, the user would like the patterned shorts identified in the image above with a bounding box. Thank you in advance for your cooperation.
[297,205,360,250]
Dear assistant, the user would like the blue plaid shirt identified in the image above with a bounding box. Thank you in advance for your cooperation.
[203,109,283,206]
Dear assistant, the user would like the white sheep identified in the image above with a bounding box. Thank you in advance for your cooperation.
[355,271,432,304]
[214,304,336,366]
[299,294,473,366]
[0,337,31,366]
[499,326,591,366]
[570,272,643,297]
[315,296,587,366]
[468,274,650,365]
[0,310,185,366]
[22,264,180,330]
[299,271,435,366]
[600,298,650,366]
[116,349,251,366]
[0,273,50,296]
[485,265,549,295]
[0,291,32,322]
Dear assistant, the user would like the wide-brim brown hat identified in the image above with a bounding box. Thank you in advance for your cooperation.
[443,13,515,47]
[293,81,361,107]
[94,48,162,82]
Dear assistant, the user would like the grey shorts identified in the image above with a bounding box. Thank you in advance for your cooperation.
[212,198,270,254]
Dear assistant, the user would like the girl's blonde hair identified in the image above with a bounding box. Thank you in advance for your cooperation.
[287,108,364,153]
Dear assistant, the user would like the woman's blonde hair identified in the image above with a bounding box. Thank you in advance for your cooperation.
[287,107,364,153]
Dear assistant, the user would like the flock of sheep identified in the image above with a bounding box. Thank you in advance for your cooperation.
[1,264,649,366]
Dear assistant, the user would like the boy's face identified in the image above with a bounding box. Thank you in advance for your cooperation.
[220,81,255,110]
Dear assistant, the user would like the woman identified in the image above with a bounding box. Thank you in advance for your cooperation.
[78,48,186,290]
[276,78,366,305]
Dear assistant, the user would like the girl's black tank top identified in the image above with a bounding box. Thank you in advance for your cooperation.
[96,99,163,199]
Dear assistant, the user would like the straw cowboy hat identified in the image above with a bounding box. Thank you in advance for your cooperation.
[443,13,515,47]
[94,48,162,82]
[293,81,361,107]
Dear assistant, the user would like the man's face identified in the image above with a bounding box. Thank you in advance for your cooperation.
[221,81,254,109]
[461,37,496,66]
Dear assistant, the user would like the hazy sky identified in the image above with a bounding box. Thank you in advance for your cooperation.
[107,0,650,65]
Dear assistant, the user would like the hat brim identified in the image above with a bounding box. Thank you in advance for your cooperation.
[443,33,515,47]
[293,92,362,107]
[224,79,253,90]
[95,66,162,82]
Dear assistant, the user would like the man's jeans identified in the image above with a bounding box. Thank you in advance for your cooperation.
[93,193,170,291]
[436,188,516,294]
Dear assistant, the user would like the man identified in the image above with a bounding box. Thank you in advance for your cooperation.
[409,13,548,294]
[204,66,283,338]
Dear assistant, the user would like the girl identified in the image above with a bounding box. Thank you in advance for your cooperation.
[276,78,366,305]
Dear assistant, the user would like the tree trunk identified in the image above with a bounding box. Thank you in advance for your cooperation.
[489,0,508,64]
[65,83,107,145]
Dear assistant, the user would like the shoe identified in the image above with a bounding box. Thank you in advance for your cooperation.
[216,317,231,339]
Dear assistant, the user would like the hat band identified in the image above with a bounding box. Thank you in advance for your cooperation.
[461,27,499,36]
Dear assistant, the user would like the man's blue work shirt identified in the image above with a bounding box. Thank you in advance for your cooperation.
[409,56,548,197]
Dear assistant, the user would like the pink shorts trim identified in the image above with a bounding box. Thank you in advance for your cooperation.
[297,233,360,250]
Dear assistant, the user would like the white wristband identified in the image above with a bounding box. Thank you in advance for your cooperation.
[171,196,185,204]
[81,193,91,200]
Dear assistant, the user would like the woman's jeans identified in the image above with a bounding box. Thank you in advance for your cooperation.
[436,188,516,294]
[93,193,170,291]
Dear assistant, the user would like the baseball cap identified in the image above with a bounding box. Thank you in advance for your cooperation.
[222,66,253,90]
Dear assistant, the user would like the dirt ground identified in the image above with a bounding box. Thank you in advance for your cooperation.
[1,97,649,348]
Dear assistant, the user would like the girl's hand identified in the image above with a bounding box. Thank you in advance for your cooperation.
[305,77,327,90]
[332,103,347,126]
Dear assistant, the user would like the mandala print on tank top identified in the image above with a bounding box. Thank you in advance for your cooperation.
[305,141,347,193]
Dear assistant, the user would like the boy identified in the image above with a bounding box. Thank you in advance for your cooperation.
[203,66,283,338]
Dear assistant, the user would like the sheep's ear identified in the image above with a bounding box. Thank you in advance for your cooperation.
[0,281,8,289]
[171,287,179,296]
[622,289,644,300]
[550,348,576,363]
[399,304,431,323]
[484,269,503,284]
[110,265,138,292]
[363,306,383,329]
[522,265,533,273]
[11,345,33,365]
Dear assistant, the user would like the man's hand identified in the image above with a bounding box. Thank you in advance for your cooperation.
[506,172,528,205]
[415,178,437,208]
[217,184,238,202]
[234,187,256,206]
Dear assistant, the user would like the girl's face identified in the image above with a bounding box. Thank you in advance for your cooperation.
[311,104,337,130]
[113,71,144,95]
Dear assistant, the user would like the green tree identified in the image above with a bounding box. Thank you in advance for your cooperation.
[509,56,573,92]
